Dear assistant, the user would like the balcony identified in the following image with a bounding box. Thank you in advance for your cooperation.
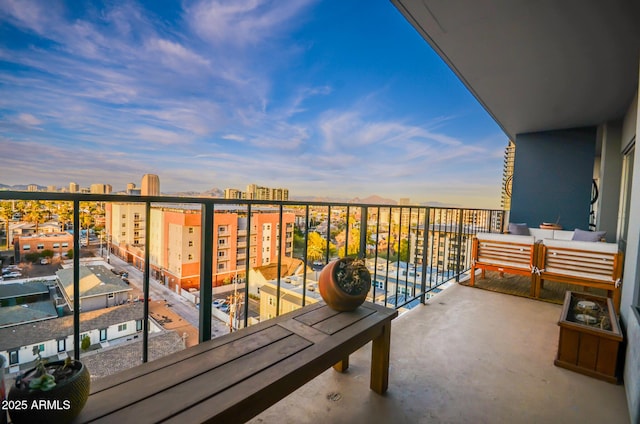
[0,191,630,422]
[250,282,630,423]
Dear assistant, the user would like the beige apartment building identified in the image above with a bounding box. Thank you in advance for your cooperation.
[141,174,160,196]
[225,184,289,201]
[106,203,146,264]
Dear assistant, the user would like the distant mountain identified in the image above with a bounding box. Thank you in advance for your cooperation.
[203,187,224,197]
[348,195,397,205]
[420,200,462,208]
[0,184,46,191]
[290,195,350,203]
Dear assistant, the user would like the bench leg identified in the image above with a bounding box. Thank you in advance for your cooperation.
[470,265,476,287]
[370,322,392,395]
[333,356,349,373]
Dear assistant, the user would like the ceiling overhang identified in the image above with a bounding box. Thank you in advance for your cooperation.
[391,0,640,140]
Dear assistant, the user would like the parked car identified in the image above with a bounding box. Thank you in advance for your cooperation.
[4,271,22,279]
[40,258,50,265]
[2,265,21,273]
[212,299,227,308]
[219,304,230,313]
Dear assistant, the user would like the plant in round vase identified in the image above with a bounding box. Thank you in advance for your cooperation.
[318,257,372,311]
[8,346,90,424]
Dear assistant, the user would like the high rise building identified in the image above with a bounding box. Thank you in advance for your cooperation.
[227,184,289,201]
[141,174,160,196]
[501,140,515,211]
[27,184,38,192]
[69,182,79,193]
[90,184,107,194]
[224,188,244,199]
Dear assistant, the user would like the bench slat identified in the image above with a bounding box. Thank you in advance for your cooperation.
[89,334,312,423]
[162,309,394,424]
[79,325,293,422]
[75,302,398,424]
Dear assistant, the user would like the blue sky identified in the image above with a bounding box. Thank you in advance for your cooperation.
[0,0,507,208]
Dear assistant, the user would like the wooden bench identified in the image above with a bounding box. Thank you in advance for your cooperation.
[470,233,537,296]
[74,301,397,423]
[536,239,623,313]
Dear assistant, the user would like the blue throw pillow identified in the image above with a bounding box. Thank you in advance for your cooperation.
[508,223,530,235]
[572,228,606,242]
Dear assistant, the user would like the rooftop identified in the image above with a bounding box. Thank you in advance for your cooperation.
[56,265,132,302]
[0,302,144,351]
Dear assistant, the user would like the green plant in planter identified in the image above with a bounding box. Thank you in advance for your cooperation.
[20,347,74,391]
[8,346,91,424]
[334,258,370,295]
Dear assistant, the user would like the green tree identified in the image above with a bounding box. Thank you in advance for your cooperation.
[0,201,12,250]
[306,232,325,261]
[81,335,91,351]
[398,239,410,262]
[25,201,46,233]
[41,249,54,258]
[66,249,74,259]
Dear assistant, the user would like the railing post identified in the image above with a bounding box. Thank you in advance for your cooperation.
[359,206,367,259]
[325,205,331,265]
[73,199,80,360]
[142,201,151,362]
[199,202,213,343]
[276,204,283,316]
[455,209,464,282]
[243,204,252,328]
[420,207,430,303]
[302,205,309,306]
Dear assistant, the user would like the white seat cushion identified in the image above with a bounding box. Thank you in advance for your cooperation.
[476,233,535,244]
[541,238,619,253]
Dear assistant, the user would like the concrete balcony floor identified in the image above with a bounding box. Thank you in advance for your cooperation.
[251,283,630,424]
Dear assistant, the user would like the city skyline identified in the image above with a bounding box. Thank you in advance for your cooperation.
[0,0,506,208]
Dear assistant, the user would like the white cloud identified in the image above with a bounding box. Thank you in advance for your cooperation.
[16,113,42,126]
[186,0,315,46]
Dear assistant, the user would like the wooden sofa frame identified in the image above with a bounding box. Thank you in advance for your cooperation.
[470,233,537,296]
[535,240,623,313]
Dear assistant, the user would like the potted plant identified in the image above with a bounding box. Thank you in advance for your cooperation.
[7,346,90,424]
[318,257,372,311]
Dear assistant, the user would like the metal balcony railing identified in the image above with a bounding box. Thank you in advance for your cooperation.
[0,191,504,366]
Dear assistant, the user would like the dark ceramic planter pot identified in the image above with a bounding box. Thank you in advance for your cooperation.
[318,257,371,311]
[8,360,90,424]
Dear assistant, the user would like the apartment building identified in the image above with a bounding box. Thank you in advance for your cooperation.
[408,224,475,272]
[14,232,73,261]
[224,184,289,201]
[141,174,160,196]
[110,203,295,292]
[106,203,146,260]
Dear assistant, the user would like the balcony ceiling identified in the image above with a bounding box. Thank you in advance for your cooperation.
[391,0,640,140]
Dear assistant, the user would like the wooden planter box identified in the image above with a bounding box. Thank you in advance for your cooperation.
[555,291,623,384]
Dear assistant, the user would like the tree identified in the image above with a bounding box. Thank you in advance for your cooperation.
[306,232,325,261]
[25,201,46,234]
[0,201,12,250]
[81,335,91,351]
[338,228,362,257]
